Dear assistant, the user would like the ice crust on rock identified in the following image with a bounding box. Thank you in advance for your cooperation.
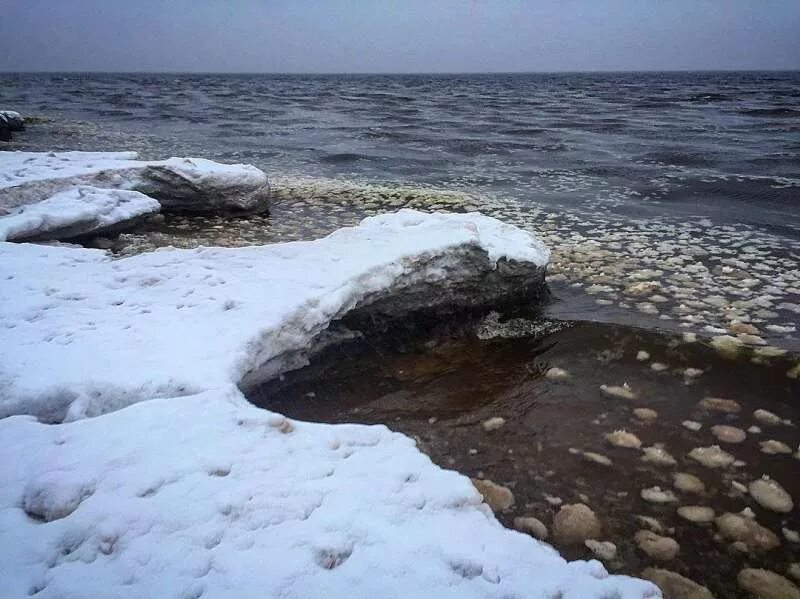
[0,209,549,422]
[0,208,659,597]
[0,150,270,214]
[0,186,160,241]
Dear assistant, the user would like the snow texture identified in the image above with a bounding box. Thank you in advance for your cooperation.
[0,186,160,241]
[0,208,658,598]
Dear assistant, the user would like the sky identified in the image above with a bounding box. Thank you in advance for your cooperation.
[1,0,799,73]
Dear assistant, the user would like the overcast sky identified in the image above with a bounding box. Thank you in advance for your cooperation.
[2,0,799,73]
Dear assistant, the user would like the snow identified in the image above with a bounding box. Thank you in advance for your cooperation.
[0,207,657,597]
[0,151,266,191]
[0,388,656,599]
[0,209,548,422]
[0,186,160,241]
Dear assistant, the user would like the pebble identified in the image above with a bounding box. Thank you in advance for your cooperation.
[784,528,800,544]
[600,383,636,400]
[471,478,515,512]
[636,350,650,361]
[677,506,715,524]
[633,408,659,422]
[585,539,617,562]
[553,503,602,545]
[711,424,747,444]
[545,367,570,381]
[760,439,793,455]
[682,420,702,432]
[635,529,680,560]
[748,425,762,434]
[738,568,800,599]
[641,446,677,467]
[688,445,735,468]
[749,477,794,513]
[582,451,613,466]
[641,568,713,599]
[698,397,741,414]
[543,493,562,506]
[753,409,787,426]
[513,516,548,540]
[715,512,780,552]
[650,362,669,372]
[641,486,679,504]
[481,417,506,432]
[605,429,642,449]
[636,515,664,534]
[673,472,706,494]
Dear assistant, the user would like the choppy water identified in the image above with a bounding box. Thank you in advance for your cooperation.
[2,72,800,348]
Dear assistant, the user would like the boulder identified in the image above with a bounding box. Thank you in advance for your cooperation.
[641,568,714,599]
[553,503,602,545]
[0,110,25,131]
[738,568,800,599]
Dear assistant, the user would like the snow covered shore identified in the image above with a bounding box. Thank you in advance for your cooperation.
[0,192,658,596]
[1,151,270,215]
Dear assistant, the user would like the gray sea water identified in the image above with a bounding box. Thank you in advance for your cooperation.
[2,72,800,347]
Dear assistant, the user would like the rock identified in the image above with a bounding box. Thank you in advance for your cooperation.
[677,506,715,524]
[754,409,785,426]
[634,408,659,422]
[0,113,10,142]
[636,350,651,361]
[748,425,762,434]
[641,486,679,504]
[641,567,714,599]
[698,397,741,414]
[784,528,800,544]
[636,515,664,533]
[472,478,514,512]
[651,362,669,372]
[737,568,800,599]
[585,539,617,561]
[545,367,569,381]
[481,417,506,432]
[582,451,613,466]
[789,563,800,583]
[749,477,793,513]
[600,383,636,400]
[711,425,747,443]
[760,440,792,455]
[635,530,680,560]
[728,321,760,336]
[513,516,548,540]
[688,445,735,468]
[0,110,25,131]
[605,429,642,449]
[553,503,602,545]
[673,472,706,494]
[682,420,702,432]
[641,445,677,467]
[711,334,744,358]
[715,512,780,552]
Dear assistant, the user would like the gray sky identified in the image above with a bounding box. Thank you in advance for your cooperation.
[2,0,799,73]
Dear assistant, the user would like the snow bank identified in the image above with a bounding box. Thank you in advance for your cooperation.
[0,209,548,422]
[0,388,656,599]
[0,151,269,213]
[0,186,160,241]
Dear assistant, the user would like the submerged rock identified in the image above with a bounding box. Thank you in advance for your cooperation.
[600,383,636,400]
[738,568,800,599]
[553,503,602,545]
[715,512,780,552]
[688,445,735,469]
[606,429,642,449]
[582,451,613,467]
[673,472,706,495]
[641,567,714,599]
[698,397,741,414]
[677,506,715,524]
[749,477,793,513]
[472,478,515,512]
[711,335,744,358]
[711,425,746,444]
[633,408,659,422]
[635,530,680,560]
[641,486,678,504]
[513,516,548,540]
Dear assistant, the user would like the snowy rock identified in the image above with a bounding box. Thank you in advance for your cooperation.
[545,367,570,381]
[760,439,792,455]
[641,487,678,504]
[0,114,10,142]
[633,408,658,422]
[0,186,160,242]
[688,445,735,469]
[715,512,780,552]
[585,539,617,562]
[754,409,785,426]
[0,151,271,214]
[749,477,794,513]
[0,110,24,131]
[0,210,549,422]
[606,430,642,449]
[672,472,706,495]
[711,425,746,444]
[682,420,702,432]
[513,516,548,540]
[641,445,677,467]
[0,388,661,599]
[481,416,506,432]
[677,506,715,524]
[600,383,636,400]
[641,568,713,599]
[582,451,613,466]
[471,478,515,512]
[553,504,602,545]
[698,397,741,414]
[738,568,800,599]
[634,530,679,560]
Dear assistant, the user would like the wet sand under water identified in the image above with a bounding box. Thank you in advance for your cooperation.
[252,319,800,598]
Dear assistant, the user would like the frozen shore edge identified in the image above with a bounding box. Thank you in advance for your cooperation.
[0,150,658,598]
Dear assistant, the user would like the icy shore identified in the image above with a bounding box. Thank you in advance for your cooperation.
[0,161,658,596]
